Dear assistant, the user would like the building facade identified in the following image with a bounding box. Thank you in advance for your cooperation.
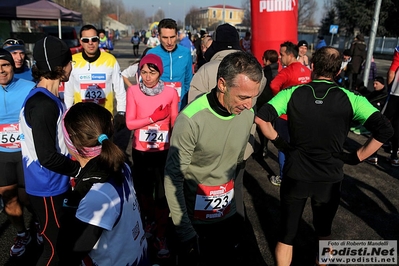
[192,5,244,30]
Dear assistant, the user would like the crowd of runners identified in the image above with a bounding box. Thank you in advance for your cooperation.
[0,17,398,266]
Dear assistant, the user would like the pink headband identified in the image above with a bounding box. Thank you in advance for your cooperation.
[62,111,102,158]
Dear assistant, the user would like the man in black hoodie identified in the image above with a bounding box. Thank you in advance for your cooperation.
[194,30,207,71]
[349,33,367,89]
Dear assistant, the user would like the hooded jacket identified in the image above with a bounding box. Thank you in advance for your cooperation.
[350,39,367,74]
[146,44,193,111]
[188,49,240,102]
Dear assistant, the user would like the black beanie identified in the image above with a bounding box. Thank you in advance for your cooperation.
[33,36,72,72]
[374,76,385,86]
[204,24,241,62]
[0,48,15,69]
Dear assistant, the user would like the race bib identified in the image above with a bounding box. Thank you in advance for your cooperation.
[164,81,182,102]
[0,123,21,149]
[81,83,106,105]
[194,179,234,220]
[138,125,169,149]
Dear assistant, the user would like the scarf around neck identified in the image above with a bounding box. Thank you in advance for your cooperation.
[139,80,164,96]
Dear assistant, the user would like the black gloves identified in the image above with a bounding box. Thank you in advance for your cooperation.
[178,235,200,264]
[271,134,293,152]
[332,151,361,165]
[113,112,126,132]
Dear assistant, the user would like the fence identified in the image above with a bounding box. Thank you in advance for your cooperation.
[298,33,399,56]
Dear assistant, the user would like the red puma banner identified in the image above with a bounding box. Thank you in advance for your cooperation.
[251,0,298,64]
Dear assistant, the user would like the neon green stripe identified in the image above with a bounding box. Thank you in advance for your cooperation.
[183,93,254,120]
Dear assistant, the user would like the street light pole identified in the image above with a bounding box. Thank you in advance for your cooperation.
[152,5,154,23]
[363,0,382,88]
[183,0,186,30]
[222,1,225,24]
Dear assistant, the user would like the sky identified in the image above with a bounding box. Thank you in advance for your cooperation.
[122,0,325,24]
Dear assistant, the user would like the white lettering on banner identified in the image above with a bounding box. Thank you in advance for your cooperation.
[260,0,296,12]
[319,240,397,265]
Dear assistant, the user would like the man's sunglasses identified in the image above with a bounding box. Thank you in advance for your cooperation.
[3,39,25,46]
[80,36,99,43]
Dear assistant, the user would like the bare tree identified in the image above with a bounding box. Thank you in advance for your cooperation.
[154,9,166,22]
[298,0,318,26]
[241,0,317,27]
[241,0,251,27]
[120,8,147,30]
[53,0,99,26]
[185,6,201,30]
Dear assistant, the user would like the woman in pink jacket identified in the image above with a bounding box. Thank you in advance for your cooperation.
[126,54,178,260]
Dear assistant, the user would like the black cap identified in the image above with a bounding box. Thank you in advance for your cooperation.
[0,48,15,69]
[298,40,308,48]
[200,30,207,38]
[343,49,351,56]
[374,76,385,85]
[204,24,241,61]
[33,36,72,72]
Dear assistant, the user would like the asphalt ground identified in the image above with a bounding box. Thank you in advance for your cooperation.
[0,37,398,266]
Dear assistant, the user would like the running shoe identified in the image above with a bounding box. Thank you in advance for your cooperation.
[365,156,378,165]
[262,146,268,158]
[389,149,399,155]
[352,127,370,135]
[389,157,399,167]
[154,237,170,259]
[144,222,156,239]
[270,175,282,186]
[10,231,31,257]
[35,222,44,245]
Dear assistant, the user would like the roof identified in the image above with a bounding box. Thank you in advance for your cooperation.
[0,0,82,21]
[208,5,242,10]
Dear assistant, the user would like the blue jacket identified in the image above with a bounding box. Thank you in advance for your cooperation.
[15,66,33,81]
[147,44,193,111]
[0,77,35,152]
[316,39,327,50]
[179,37,194,52]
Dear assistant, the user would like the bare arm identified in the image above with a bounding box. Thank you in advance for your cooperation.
[357,138,384,161]
[254,117,278,140]
[387,70,395,85]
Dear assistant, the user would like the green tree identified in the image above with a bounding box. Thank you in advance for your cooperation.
[381,0,399,36]
[333,0,396,36]
[319,8,338,36]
